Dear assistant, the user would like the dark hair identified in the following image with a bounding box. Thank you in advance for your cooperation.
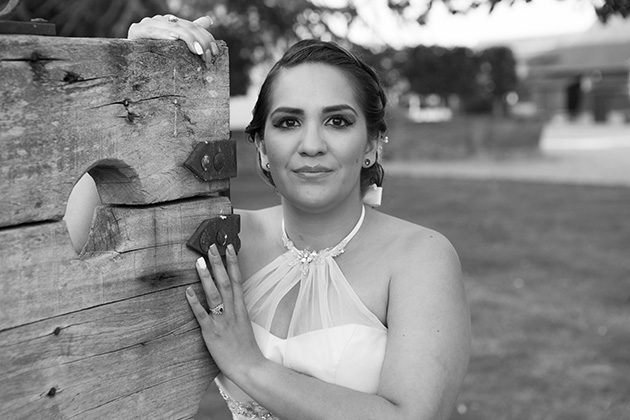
[244,39,387,194]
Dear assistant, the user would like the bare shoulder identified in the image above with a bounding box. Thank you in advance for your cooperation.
[368,210,460,275]
[368,210,467,332]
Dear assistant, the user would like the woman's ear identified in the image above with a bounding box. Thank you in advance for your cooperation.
[255,134,270,170]
[364,135,379,164]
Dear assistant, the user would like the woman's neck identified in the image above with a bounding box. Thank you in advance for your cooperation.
[281,198,364,252]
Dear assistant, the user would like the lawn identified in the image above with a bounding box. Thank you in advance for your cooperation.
[230,135,630,420]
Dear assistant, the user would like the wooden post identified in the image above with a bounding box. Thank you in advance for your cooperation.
[0,35,231,419]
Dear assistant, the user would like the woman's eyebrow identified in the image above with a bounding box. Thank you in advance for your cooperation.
[270,104,358,117]
[323,104,358,115]
[270,107,303,117]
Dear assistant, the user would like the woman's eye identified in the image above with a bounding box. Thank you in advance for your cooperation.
[326,115,353,128]
[274,118,300,129]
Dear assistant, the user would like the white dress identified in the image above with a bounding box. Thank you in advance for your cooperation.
[216,207,388,419]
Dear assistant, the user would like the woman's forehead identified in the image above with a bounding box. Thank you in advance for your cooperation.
[270,63,360,110]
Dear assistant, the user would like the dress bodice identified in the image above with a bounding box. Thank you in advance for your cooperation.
[216,207,388,419]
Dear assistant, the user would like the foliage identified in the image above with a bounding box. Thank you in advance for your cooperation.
[6,0,628,95]
[401,46,478,99]
[366,44,516,115]
[471,46,518,114]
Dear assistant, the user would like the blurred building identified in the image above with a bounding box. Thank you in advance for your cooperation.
[497,17,630,124]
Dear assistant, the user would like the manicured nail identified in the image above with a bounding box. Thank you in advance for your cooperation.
[186,286,194,296]
[196,257,207,269]
[210,42,219,56]
[194,41,204,55]
[227,244,235,256]
[209,244,219,256]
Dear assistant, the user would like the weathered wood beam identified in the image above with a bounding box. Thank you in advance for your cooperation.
[0,36,230,227]
[0,285,218,419]
[0,196,232,330]
[0,35,232,419]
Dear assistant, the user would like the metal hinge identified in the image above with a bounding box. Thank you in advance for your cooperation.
[184,140,237,182]
[187,214,241,257]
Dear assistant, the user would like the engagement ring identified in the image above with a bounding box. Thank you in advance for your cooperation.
[210,303,224,315]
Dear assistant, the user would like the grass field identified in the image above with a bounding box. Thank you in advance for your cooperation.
[227,134,630,420]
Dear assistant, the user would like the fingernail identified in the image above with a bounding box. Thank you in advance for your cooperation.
[196,257,207,269]
[194,41,204,55]
[209,244,219,256]
[210,42,219,56]
[227,244,235,256]
[168,32,179,40]
[205,16,214,26]
[186,287,194,297]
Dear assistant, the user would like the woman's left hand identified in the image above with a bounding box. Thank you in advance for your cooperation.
[186,243,265,381]
[128,14,219,65]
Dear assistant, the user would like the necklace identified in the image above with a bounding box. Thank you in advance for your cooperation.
[281,206,366,276]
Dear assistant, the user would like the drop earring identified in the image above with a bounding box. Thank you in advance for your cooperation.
[364,158,371,167]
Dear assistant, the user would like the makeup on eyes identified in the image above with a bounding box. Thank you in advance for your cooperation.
[270,105,358,128]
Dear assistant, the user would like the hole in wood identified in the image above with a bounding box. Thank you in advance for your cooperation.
[63,173,101,254]
[64,160,140,253]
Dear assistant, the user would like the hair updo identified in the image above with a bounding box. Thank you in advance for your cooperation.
[244,39,387,195]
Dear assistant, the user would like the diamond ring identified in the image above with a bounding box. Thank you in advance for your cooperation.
[167,15,178,23]
[210,303,224,315]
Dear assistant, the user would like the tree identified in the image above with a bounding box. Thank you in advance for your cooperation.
[474,46,518,116]
[5,0,628,95]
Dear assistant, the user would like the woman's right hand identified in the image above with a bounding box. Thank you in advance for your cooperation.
[128,15,219,65]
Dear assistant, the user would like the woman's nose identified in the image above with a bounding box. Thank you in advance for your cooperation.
[297,124,327,156]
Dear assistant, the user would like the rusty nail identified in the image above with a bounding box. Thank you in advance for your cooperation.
[47,387,57,397]
[201,154,211,172]
[53,327,61,336]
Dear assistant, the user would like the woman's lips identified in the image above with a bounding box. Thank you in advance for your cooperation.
[293,165,333,178]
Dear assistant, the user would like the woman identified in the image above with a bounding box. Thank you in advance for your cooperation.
[130,15,470,420]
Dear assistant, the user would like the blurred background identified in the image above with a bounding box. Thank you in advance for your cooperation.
[3,0,629,419]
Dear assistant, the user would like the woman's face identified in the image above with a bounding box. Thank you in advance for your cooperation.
[261,63,375,212]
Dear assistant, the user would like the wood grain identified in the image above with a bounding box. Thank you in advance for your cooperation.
[0,196,233,330]
[0,36,230,227]
[0,285,218,420]
[1,35,233,419]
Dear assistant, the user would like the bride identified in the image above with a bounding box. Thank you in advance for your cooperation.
[130,15,470,420]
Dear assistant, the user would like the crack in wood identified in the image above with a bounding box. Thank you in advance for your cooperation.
[0,217,63,232]
[0,283,196,335]
[0,52,65,63]
[88,94,185,110]
[62,72,113,85]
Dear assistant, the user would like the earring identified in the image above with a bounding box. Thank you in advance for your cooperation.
[259,152,269,171]
[364,158,371,167]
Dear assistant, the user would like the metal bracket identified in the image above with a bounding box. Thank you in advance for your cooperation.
[187,214,241,257]
[184,140,237,182]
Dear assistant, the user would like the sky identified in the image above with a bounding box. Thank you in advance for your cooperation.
[345,0,598,48]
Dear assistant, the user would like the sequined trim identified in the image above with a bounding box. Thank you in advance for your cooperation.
[218,386,279,420]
